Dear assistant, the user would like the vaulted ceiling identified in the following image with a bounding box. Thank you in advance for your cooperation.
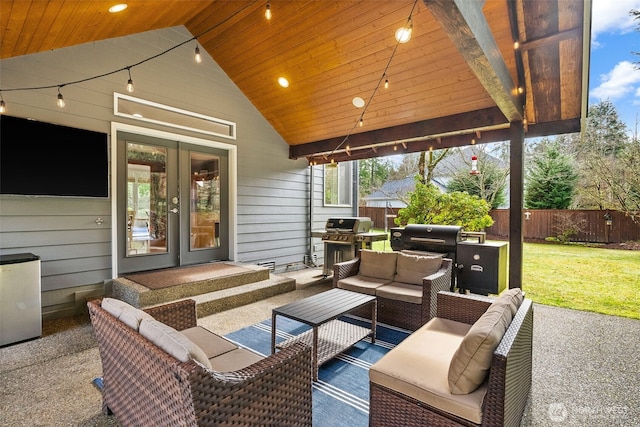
[0,0,591,165]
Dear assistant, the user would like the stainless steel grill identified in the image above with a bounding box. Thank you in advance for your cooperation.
[316,217,387,276]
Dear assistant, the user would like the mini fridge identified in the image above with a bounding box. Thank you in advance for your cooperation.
[0,253,42,346]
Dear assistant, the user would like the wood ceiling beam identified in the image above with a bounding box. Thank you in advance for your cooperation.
[423,0,524,122]
[298,117,580,166]
[289,107,507,160]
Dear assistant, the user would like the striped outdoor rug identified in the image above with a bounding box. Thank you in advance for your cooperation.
[224,316,411,427]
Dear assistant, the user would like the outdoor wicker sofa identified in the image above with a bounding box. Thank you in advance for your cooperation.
[333,249,452,330]
[87,297,313,426]
[369,290,533,427]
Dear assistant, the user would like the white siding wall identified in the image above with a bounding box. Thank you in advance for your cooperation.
[0,26,352,317]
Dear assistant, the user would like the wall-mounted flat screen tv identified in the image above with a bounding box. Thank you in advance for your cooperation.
[0,115,109,198]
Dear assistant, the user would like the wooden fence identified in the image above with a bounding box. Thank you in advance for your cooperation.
[359,207,640,244]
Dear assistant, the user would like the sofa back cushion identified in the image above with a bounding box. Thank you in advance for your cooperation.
[447,298,513,394]
[359,250,398,280]
[101,297,154,331]
[139,318,212,369]
[394,252,442,285]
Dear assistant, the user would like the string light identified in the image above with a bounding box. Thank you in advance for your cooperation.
[0,92,5,113]
[265,1,272,20]
[0,2,256,103]
[126,67,134,93]
[395,17,413,43]
[56,87,66,108]
[326,0,419,164]
[194,44,202,63]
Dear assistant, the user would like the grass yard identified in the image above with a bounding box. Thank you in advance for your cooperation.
[521,242,640,320]
[370,237,640,320]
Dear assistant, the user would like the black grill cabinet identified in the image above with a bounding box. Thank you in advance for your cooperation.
[456,241,508,295]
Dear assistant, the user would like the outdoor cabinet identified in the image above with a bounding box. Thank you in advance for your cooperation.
[0,253,42,346]
[456,241,508,295]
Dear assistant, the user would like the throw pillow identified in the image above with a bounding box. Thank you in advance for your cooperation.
[394,252,442,285]
[359,250,398,280]
[448,299,513,394]
[139,318,212,369]
[496,287,524,316]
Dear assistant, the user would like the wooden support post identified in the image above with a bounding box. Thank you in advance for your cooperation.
[509,122,525,289]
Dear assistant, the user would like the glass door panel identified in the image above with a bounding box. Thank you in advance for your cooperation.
[126,143,168,256]
[190,152,220,250]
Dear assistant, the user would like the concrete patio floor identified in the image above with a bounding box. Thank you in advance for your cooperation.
[1,267,638,426]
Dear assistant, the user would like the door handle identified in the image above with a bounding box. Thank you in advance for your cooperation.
[170,208,178,214]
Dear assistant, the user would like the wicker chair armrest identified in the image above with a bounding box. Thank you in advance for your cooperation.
[189,342,313,425]
[422,258,453,320]
[143,299,198,331]
[332,257,361,287]
[436,291,493,325]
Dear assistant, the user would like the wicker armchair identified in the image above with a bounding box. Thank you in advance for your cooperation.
[332,255,452,330]
[88,298,312,426]
[369,291,533,427]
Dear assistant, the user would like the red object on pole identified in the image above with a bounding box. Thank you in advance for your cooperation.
[470,155,479,175]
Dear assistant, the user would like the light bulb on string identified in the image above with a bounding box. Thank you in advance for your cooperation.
[384,76,389,89]
[56,87,66,108]
[194,44,202,63]
[126,68,134,93]
[265,1,272,20]
[395,17,413,43]
[0,93,5,114]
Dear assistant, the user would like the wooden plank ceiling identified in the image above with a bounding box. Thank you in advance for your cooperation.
[0,0,590,165]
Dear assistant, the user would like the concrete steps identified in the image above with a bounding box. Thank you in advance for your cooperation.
[112,262,296,317]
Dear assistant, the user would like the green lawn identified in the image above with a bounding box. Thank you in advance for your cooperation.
[370,237,640,320]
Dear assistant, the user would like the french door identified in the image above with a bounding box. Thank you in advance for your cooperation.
[116,131,228,274]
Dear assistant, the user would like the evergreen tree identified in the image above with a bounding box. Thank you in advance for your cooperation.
[525,138,577,209]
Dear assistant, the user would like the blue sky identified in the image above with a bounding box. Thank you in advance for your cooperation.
[589,0,640,133]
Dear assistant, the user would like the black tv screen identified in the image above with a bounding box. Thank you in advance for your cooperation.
[0,115,109,197]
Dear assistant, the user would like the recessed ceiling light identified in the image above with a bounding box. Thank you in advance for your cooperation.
[352,97,365,108]
[109,4,128,13]
[278,77,289,88]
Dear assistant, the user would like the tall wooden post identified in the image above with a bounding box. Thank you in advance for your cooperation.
[509,122,525,289]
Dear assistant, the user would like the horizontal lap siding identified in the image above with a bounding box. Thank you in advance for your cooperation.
[0,197,112,291]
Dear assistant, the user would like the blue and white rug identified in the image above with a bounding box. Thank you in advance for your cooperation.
[224,316,410,427]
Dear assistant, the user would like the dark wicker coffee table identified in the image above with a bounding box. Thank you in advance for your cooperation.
[272,288,377,381]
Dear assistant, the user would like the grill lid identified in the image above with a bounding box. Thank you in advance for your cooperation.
[392,224,462,252]
[325,217,372,234]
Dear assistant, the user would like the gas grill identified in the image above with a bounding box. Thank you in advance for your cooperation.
[317,217,387,276]
[390,224,507,295]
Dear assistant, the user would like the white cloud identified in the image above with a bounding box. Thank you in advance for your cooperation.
[590,61,640,99]
[591,0,640,42]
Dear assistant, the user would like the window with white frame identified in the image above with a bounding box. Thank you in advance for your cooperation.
[324,161,352,206]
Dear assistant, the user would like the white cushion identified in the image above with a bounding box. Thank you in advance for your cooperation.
[337,275,392,295]
[447,298,513,394]
[359,250,398,280]
[394,252,442,285]
[370,318,486,424]
[101,297,153,331]
[139,318,212,369]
